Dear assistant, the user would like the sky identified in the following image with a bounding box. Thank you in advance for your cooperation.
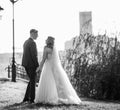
[0,0,120,53]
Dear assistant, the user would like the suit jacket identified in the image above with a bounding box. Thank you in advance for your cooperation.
[22,38,39,69]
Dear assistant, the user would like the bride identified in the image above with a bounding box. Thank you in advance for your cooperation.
[35,36,81,104]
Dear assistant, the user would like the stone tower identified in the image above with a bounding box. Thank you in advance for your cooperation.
[65,11,93,50]
[79,11,92,35]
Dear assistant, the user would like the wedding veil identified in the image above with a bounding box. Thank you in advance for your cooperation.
[52,44,81,104]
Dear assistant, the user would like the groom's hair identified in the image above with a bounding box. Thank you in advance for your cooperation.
[30,29,38,34]
[48,36,55,40]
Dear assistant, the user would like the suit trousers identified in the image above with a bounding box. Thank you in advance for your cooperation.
[23,67,36,102]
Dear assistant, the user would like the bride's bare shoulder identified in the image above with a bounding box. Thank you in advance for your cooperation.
[44,46,52,53]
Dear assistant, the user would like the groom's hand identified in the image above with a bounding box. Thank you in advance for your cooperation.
[36,67,41,73]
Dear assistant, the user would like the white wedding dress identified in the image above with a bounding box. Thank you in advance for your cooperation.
[35,45,81,104]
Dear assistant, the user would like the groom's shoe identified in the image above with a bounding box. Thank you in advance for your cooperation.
[29,100,34,104]
[22,99,29,104]
[21,101,29,104]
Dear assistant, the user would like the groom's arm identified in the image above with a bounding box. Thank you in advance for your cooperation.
[30,42,39,68]
[37,46,47,72]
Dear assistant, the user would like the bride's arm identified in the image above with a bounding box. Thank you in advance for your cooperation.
[36,46,48,73]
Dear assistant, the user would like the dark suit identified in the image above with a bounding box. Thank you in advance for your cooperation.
[22,37,39,102]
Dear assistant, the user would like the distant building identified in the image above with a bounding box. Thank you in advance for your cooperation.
[65,38,74,50]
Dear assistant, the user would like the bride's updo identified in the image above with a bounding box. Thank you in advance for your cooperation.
[46,36,55,49]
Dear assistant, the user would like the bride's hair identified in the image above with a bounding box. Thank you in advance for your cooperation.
[46,36,55,49]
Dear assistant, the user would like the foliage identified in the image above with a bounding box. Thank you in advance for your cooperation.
[63,33,120,100]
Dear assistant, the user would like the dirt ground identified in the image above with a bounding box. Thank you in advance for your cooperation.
[0,78,120,110]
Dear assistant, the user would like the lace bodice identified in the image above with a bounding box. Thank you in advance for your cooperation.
[47,53,52,60]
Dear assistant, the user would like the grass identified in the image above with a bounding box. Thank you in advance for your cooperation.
[0,78,120,110]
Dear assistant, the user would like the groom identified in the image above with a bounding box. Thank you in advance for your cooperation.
[22,29,39,103]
